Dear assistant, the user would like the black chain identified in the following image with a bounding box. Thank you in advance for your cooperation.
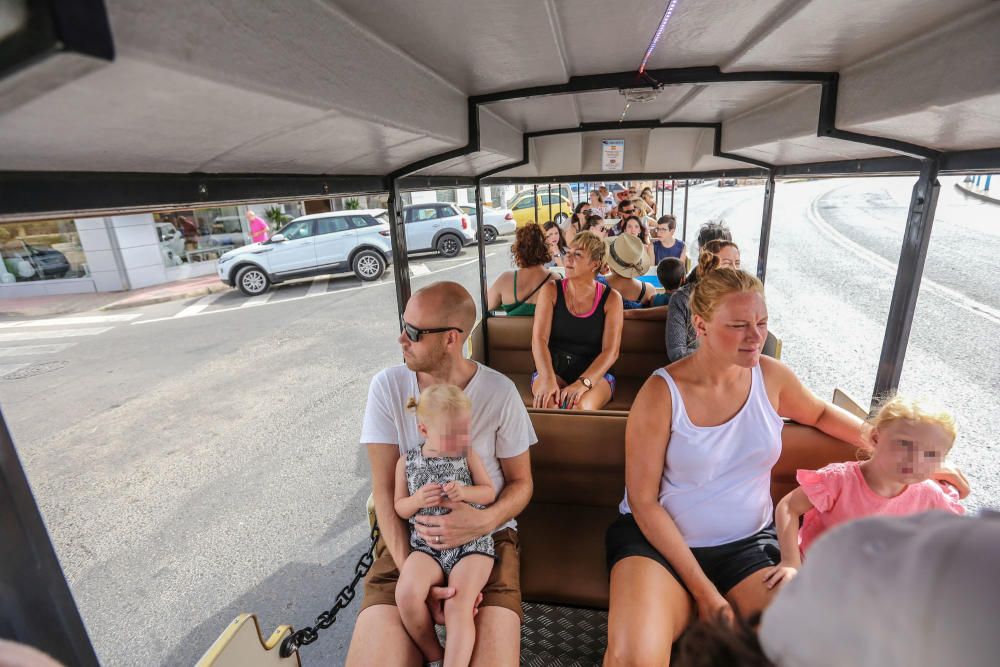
[280,522,380,658]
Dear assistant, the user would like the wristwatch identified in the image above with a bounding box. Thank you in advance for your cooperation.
[581,377,593,390]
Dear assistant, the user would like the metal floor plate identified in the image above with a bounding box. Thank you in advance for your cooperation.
[520,602,607,666]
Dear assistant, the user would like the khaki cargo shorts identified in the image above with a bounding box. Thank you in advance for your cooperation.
[360,527,522,621]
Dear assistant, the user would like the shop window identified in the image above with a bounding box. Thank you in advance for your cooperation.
[154,206,249,266]
[0,219,89,283]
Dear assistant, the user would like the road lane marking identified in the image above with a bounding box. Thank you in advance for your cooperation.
[0,314,141,328]
[239,293,273,308]
[0,344,75,357]
[134,255,484,325]
[0,363,29,377]
[410,264,431,276]
[807,197,1000,326]
[175,293,225,318]
[0,327,112,342]
[306,278,330,297]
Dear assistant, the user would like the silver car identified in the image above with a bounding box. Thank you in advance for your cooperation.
[460,205,516,243]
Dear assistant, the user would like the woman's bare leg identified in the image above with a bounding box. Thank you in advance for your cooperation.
[578,377,613,410]
[605,556,692,666]
[725,568,781,619]
[395,551,446,662]
[442,555,494,667]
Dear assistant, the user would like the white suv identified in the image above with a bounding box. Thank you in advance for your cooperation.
[218,210,393,296]
[402,203,475,257]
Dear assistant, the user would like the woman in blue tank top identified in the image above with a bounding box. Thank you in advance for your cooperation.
[603,268,970,666]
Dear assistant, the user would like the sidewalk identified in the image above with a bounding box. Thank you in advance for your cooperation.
[956,179,1000,205]
[0,275,228,319]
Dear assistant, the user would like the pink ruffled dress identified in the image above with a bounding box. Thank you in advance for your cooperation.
[797,461,964,555]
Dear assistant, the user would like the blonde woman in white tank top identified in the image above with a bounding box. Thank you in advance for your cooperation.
[603,268,971,666]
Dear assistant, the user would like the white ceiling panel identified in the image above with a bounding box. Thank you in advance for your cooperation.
[0,58,326,172]
[484,96,581,133]
[329,0,570,95]
[731,0,989,72]
[663,82,812,123]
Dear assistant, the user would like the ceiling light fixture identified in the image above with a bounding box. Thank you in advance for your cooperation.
[638,0,681,75]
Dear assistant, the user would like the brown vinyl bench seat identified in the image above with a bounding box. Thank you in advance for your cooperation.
[519,409,862,609]
[484,315,667,412]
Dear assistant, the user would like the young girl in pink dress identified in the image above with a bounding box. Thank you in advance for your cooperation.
[763,394,967,589]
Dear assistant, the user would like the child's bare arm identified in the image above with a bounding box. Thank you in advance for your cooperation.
[443,450,496,504]
[774,487,814,568]
[762,487,815,589]
[394,457,419,519]
[394,458,444,519]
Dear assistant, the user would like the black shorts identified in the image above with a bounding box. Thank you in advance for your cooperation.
[605,513,780,596]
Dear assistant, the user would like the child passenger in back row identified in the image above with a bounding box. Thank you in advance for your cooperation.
[762,394,966,590]
[394,384,496,667]
[651,256,686,307]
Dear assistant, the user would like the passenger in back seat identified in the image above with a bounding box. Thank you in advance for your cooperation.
[604,268,878,666]
[530,231,624,411]
[487,224,556,317]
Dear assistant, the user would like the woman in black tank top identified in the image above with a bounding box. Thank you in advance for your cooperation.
[530,231,624,410]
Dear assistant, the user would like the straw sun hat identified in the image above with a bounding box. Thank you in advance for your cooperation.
[605,233,651,278]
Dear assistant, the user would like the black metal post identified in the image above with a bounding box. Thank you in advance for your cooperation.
[670,180,675,215]
[681,179,690,246]
[474,179,491,364]
[547,183,553,222]
[386,178,411,329]
[0,410,100,667]
[533,184,538,225]
[871,159,941,407]
[756,172,776,284]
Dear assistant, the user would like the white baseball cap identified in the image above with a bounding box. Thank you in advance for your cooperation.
[760,511,1000,667]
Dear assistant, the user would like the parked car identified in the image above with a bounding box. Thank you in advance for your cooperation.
[718,178,737,187]
[208,215,249,247]
[401,202,475,257]
[0,241,71,279]
[508,191,574,228]
[217,209,393,296]
[459,205,515,243]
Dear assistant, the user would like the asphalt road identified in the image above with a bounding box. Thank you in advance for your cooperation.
[0,176,997,666]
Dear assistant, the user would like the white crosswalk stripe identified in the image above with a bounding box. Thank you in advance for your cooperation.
[0,344,75,357]
[175,293,225,318]
[0,315,126,380]
[0,327,112,343]
[0,314,140,329]
[306,277,330,297]
[239,293,273,308]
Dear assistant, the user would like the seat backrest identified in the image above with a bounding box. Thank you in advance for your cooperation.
[485,315,667,378]
[518,412,863,609]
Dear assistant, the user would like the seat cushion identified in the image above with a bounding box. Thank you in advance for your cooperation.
[519,503,617,608]
[510,373,644,411]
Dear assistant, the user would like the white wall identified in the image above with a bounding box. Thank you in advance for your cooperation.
[108,214,168,289]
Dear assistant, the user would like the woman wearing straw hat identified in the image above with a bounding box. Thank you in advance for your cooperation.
[605,232,655,310]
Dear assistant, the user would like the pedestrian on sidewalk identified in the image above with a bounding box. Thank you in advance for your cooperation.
[247,210,270,244]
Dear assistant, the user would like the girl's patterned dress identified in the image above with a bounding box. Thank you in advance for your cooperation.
[406,444,495,574]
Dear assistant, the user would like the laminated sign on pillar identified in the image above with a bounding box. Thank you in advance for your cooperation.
[602,139,624,172]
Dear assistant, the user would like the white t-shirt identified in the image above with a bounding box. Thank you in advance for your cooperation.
[360,362,537,532]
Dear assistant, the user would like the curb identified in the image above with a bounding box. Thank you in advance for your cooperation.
[100,283,230,311]
[955,182,999,205]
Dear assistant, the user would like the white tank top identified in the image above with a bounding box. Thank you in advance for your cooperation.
[619,364,784,547]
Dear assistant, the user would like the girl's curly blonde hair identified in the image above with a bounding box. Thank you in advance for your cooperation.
[865,393,957,449]
[406,384,471,423]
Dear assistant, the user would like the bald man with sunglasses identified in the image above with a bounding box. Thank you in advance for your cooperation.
[348,281,536,666]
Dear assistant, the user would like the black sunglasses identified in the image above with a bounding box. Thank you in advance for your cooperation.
[403,321,463,342]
